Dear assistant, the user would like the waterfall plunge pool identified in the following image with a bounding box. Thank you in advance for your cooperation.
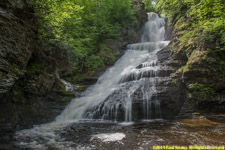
[13,118,225,150]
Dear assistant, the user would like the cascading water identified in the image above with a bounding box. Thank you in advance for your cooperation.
[14,12,171,149]
[56,12,169,123]
[14,12,225,150]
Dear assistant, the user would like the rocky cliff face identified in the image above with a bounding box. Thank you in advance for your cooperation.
[0,0,75,146]
[0,0,35,144]
[166,20,225,116]
[0,0,35,94]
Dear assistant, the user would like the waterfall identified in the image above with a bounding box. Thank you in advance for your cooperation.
[56,12,169,123]
[14,12,170,149]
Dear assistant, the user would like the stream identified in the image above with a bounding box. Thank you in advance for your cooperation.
[14,118,225,150]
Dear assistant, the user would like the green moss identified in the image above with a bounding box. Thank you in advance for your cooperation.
[11,80,26,104]
[8,65,24,76]
[172,79,177,84]
[13,89,24,97]
[53,78,75,97]
[177,65,189,73]
[188,83,215,102]
[25,62,47,76]
[56,78,67,91]
[76,84,90,92]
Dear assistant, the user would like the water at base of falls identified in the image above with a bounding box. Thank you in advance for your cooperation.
[14,119,225,150]
[14,12,172,149]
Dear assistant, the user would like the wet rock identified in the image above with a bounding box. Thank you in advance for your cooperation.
[164,22,173,41]
[24,74,55,96]
[0,0,35,94]
[167,24,225,116]
[0,0,76,145]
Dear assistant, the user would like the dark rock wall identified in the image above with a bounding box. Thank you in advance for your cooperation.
[166,20,225,116]
[0,0,35,94]
[0,0,75,146]
[156,47,186,119]
[0,0,33,145]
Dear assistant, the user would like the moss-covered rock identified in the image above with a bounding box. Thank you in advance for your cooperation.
[156,0,225,115]
[0,0,35,94]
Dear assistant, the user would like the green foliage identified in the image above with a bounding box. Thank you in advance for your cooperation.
[155,0,225,54]
[188,83,215,101]
[155,0,189,24]
[142,0,155,11]
[156,0,225,90]
[31,0,136,78]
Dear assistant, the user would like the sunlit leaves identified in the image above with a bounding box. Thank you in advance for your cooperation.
[155,0,224,53]
[32,0,136,73]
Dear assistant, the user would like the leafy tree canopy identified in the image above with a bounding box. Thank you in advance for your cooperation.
[155,0,224,53]
[31,0,137,77]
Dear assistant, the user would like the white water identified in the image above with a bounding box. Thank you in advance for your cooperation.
[56,12,168,123]
[91,133,126,142]
[14,12,170,149]
[60,79,77,92]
